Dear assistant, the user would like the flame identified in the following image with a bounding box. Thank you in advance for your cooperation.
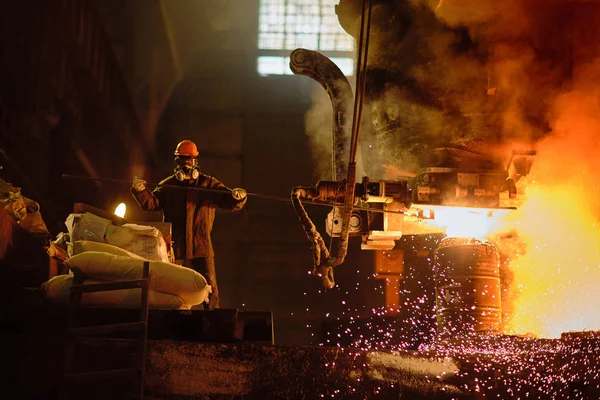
[500,183,600,338]
[114,203,126,218]
[499,65,600,338]
[411,205,512,238]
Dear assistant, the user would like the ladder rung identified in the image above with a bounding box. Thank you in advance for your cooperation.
[71,279,149,293]
[63,368,139,382]
[68,321,147,336]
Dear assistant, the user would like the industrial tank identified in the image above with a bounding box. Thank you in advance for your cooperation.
[433,237,502,336]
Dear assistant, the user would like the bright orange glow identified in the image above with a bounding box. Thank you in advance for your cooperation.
[410,205,512,238]
[500,183,600,338]
[500,164,600,337]
[496,64,600,338]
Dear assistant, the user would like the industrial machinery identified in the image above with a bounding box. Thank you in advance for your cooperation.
[288,44,534,286]
[291,143,534,283]
[286,1,536,307]
[319,147,534,248]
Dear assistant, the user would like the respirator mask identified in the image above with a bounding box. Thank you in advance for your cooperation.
[174,156,200,181]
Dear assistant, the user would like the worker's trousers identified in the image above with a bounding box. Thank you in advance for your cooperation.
[182,257,219,310]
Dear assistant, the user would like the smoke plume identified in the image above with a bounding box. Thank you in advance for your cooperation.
[350,0,581,177]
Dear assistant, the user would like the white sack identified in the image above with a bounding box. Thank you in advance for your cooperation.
[105,223,169,262]
[73,240,145,259]
[64,251,210,305]
[65,213,112,242]
[41,274,189,310]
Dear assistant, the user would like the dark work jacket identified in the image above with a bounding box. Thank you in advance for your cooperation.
[131,173,246,259]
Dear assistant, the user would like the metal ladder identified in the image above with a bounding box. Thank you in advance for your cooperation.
[61,261,150,400]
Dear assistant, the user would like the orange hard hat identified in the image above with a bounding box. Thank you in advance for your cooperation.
[174,140,199,157]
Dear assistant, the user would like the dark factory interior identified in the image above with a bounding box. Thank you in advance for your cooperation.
[1,0,600,399]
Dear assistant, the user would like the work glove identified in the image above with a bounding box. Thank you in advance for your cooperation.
[132,176,146,192]
[231,188,247,201]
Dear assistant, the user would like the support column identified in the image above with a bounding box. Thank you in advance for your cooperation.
[374,249,404,314]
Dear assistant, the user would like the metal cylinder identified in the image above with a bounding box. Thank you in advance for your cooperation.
[433,237,502,336]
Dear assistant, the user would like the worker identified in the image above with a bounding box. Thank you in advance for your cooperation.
[131,139,247,309]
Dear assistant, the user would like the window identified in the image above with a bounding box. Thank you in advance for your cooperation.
[257,0,356,76]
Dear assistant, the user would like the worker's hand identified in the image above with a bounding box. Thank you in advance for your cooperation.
[132,176,146,192]
[231,188,247,201]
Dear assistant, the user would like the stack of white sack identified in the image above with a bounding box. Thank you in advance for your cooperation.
[105,223,169,262]
[65,213,169,262]
[65,213,112,243]
[41,241,211,309]
[42,274,189,309]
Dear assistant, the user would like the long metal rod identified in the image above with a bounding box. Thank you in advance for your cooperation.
[348,0,372,163]
[329,0,373,268]
[62,174,404,215]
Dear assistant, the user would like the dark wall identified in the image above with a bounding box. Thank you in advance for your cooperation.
[0,0,157,234]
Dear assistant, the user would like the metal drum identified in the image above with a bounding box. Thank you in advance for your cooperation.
[433,237,502,336]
